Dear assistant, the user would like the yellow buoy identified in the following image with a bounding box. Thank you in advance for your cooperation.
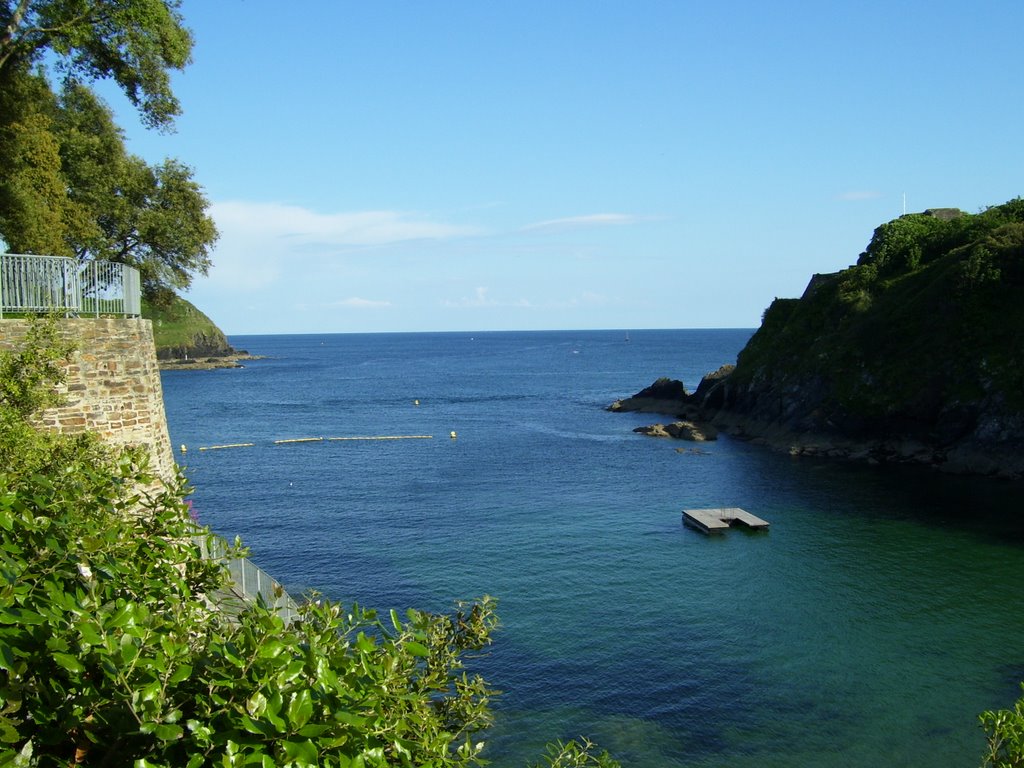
[414,399,420,406]
[450,431,457,439]
[179,444,187,453]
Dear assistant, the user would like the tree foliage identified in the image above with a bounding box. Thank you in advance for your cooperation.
[856,211,960,277]
[529,739,621,768]
[0,0,193,130]
[0,66,216,295]
[0,320,616,767]
[96,155,216,295]
[0,67,80,257]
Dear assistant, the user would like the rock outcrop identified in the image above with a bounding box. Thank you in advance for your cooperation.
[633,421,718,441]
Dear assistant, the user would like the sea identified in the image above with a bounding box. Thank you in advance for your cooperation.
[159,329,1024,768]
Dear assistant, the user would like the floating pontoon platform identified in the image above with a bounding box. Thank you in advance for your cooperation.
[683,507,770,534]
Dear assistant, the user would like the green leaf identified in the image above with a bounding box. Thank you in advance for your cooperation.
[168,664,192,684]
[153,723,183,741]
[275,659,305,687]
[405,641,429,658]
[77,621,104,646]
[282,739,318,765]
[137,681,162,704]
[240,714,272,737]
[120,637,140,665]
[389,608,402,632]
[52,652,86,674]
[257,638,286,659]
[334,711,368,728]
[108,602,136,628]
[0,608,45,625]
[246,692,268,719]
[0,717,22,744]
[0,642,17,673]
[249,691,286,732]
[287,689,313,730]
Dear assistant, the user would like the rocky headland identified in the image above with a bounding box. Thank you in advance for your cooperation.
[143,294,249,369]
[611,200,1024,480]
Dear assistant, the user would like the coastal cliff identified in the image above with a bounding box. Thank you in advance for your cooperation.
[142,294,248,368]
[612,199,1024,479]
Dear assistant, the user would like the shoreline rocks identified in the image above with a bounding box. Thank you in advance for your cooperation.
[633,421,718,441]
[610,373,1024,480]
[159,354,265,371]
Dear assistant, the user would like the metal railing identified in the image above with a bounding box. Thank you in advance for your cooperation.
[195,531,300,624]
[0,253,141,318]
[80,260,141,317]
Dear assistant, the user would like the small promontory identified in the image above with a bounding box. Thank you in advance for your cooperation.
[142,294,250,368]
[612,199,1024,479]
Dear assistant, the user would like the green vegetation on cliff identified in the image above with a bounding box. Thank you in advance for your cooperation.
[730,198,1024,433]
[142,294,238,361]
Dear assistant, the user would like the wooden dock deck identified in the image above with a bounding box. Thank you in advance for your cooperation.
[683,507,770,534]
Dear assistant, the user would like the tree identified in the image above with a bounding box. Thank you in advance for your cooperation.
[0,0,193,130]
[53,82,217,295]
[0,64,89,256]
[96,155,217,296]
[0,68,217,296]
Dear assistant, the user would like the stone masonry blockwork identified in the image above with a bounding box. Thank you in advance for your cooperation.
[0,318,176,483]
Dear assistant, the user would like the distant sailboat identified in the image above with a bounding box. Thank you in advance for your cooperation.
[625,331,630,343]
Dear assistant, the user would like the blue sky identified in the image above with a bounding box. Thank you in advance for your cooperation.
[107,0,1022,334]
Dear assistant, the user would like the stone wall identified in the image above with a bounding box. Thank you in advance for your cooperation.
[0,318,176,484]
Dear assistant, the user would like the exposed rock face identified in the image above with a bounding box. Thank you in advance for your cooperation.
[155,332,238,361]
[611,357,1024,480]
[608,377,691,414]
[613,368,1024,479]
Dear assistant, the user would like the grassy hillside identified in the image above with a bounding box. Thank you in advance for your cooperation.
[141,294,237,360]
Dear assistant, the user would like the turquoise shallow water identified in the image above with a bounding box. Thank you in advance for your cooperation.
[160,329,1024,767]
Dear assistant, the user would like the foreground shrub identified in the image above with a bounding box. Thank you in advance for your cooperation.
[0,318,618,767]
[981,685,1024,768]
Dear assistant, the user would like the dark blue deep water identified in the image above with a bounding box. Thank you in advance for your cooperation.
[160,329,1024,767]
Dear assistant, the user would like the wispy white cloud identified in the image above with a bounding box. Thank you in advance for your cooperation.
[441,287,532,308]
[544,291,622,309]
[200,200,481,292]
[212,201,481,247]
[520,213,652,232]
[836,190,882,201]
[325,297,392,308]
[440,287,621,311]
